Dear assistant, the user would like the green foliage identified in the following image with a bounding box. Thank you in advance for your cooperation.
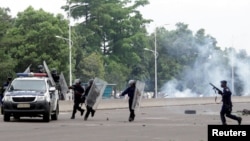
[0,7,16,84]
[104,60,130,89]
[77,52,105,82]
[4,7,69,76]
[67,0,151,87]
[1,2,249,95]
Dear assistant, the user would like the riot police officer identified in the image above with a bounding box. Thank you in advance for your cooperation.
[83,79,96,121]
[218,80,242,125]
[51,68,60,83]
[69,79,85,119]
[120,80,136,122]
[1,77,12,105]
[37,65,45,73]
[51,68,62,99]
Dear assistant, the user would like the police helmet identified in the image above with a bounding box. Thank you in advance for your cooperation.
[88,79,94,85]
[128,80,135,85]
[221,80,227,84]
[38,65,43,69]
[74,79,81,84]
[51,68,57,74]
[38,65,44,72]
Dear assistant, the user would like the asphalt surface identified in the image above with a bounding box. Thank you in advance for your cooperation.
[59,96,250,111]
[0,96,249,141]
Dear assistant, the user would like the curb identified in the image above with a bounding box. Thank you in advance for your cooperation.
[59,96,250,112]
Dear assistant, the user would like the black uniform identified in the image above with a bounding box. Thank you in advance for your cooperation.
[0,78,12,104]
[83,84,96,120]
[69,84,85,119]
[219,82,242,125]
[51,71,62,99]
[120,83,136,122]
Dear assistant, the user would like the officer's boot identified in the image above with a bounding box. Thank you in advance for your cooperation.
[128,113,133,122]
[238,117,242,125]
[71,110,76,119]
[130,110,135,121]
[71,113,75,119]
[91,109,95,117]
[80,109,85,116]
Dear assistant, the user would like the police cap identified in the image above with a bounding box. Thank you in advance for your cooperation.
[220,80,227,84]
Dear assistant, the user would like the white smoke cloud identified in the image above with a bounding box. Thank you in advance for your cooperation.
[159,36,250,97]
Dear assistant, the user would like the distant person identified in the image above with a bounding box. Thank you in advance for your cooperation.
[51,68,62,99]
[37,65,45,73]
[83,79,96,121]
[0,77,12,105]
[120,80,136,122]
[69,79,85,119]
[51,68,60,83]
[218,80,242,125]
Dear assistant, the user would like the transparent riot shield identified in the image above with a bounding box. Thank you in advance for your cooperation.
[132,80,145,110]
[23,64,32,73]
[43,60,55,86]
[59,72,68,100]
[86,78,107,110]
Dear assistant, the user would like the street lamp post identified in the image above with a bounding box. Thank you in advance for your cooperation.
[55,35,73,86]
[154,27,157,98]
[68,1,72,86]
[145,24,168,98]
[56,1,85,86]
[144,48,158,98]
[67,3,87,85]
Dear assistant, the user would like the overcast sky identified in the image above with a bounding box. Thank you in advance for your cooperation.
[1,0,250,54]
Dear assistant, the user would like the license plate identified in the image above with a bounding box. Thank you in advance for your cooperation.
[17,104,30,108]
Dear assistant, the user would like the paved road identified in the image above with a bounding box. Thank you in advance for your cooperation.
[59,96,250,112]
[0,97,249,141]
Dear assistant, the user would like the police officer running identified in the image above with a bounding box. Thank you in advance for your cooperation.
[120,80,136,122]
[69,79,85,119]
[83,79,96,121]
[218,80,242,125]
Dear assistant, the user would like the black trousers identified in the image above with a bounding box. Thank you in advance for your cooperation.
[220,105,239,124]
[84,105,95,120]
[72,101,83,117]
[128,98,135,118]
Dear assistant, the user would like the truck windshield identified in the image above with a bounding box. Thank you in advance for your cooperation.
[8,80,46,92]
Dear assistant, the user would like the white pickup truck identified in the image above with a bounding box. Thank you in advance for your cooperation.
[2,73,59,122]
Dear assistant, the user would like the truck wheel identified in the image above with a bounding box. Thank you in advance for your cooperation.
[43,108,51,122]
[51,104,59,120]
[4,113,10,122]
[1,106,4,115]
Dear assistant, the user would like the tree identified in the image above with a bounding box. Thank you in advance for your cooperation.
[0,7,16,84]
[76,52,105,82]
[5,7,70,80]
[66,0,151,88]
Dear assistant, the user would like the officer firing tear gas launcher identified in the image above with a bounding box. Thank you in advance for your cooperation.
[209,81,242,125]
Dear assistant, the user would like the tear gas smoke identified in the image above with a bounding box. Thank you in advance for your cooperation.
[159,38,250,97]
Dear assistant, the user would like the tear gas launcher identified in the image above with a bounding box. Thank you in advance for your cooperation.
[209,83,222,103]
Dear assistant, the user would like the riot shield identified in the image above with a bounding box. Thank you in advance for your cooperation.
[59,72,68,100]
[132,80,145,110]
[23,64,32,73]
[43,60,55,86]
[86,78,107,110]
